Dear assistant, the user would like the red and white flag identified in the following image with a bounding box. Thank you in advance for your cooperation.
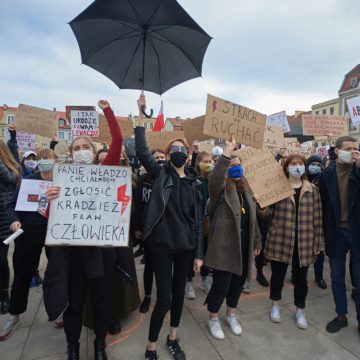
[152,101,164,132]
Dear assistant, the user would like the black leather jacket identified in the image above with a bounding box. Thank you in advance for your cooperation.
[135,127,204,259]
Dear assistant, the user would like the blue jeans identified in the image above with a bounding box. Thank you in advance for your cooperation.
[329,229,360,323]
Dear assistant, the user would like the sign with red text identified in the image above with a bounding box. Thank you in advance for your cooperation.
[71,110,99,137]
[346,96,360,126]
[46,164,132,247]
[203,95,266,149]
[302,115,348,137]
[15,180,52,212]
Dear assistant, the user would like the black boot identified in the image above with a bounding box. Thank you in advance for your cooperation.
[67,342,80,360]
[94,339,107,360]
[256,271,269,287]
[108,318,121,335]
[0,290,10,315]
[315,273,327,289]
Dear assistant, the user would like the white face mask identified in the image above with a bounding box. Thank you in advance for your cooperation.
[288,165,305,179]
[338,150,354,164]
[72,150,94,164]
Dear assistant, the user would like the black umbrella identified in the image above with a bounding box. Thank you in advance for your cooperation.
[70,0,212,116]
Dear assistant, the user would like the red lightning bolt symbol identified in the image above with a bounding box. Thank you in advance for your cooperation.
[117,184,131,215]
[212,100,217,113]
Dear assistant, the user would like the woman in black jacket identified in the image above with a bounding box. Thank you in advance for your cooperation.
[136,94,204,360]
[0,140,21,315]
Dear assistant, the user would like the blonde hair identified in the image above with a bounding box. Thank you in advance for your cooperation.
[38,148,58,160]
[0,140,21,185]
[70,136,97,155]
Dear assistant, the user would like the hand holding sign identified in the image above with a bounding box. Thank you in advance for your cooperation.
[98,100,110,110]
[10,221,22,232]
[46,186,61,202]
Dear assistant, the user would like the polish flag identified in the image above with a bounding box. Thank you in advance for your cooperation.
[152,101,164,132]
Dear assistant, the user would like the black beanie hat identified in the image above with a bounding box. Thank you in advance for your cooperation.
[306,154,324,167]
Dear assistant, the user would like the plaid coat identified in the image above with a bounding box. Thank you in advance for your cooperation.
[265,180,324,267]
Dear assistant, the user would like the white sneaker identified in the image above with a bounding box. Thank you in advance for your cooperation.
[224,315,242,335]
[201,278,212,295]
[208,318,225,340]
[185,282,196,300]
[242,281,250,294]
[296,310,308,330]
[270,306,281,323]
[0,315,20,341]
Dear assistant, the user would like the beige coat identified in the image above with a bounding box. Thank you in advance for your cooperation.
[205,156,261,277]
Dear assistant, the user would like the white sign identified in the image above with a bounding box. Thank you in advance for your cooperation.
[46,164,132,247]
[15,180,52,212]
[5,128,36,151]
[346,96,360,126]
[266,111,291,133]
[70,110,99,137]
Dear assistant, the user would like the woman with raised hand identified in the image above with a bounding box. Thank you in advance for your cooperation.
[0,141,21,315]
[135,93,204,360]
[266,154,324,330]
[43,100,123,360]
[204,136,261,340]
[0,148,60,341]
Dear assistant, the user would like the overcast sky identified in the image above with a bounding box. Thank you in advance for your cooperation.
[1,0,359,118]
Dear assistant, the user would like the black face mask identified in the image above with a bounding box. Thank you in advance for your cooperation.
[156,159,166,165]
[170,152,188,168]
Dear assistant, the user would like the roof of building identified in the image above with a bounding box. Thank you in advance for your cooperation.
[0,105,17,120]
[165,117,186,130]
[339,64,360,93]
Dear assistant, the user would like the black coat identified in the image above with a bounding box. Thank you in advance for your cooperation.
[134,127,204,259]
[319,161,360,259]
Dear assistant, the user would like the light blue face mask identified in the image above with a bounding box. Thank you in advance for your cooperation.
[308,165,322,175]
[38,159,54,173]
[288,165,305,179]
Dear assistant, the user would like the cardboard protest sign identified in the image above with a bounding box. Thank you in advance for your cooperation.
[198,141,214,153]
[203,95,266,149]
[264,125,284,148]
[46,164,132,247]
[15,180,52,212]
[14,104,58,138]
[40,137,52,149]
[145,131,185,151]
[182,116,209,146]
[71,110,99,137]
[66,106,96,121]
[92,115,133,144]
[282,137,301,156]
[316,146,329,158]
[266,111,291,133]
[346,96,360,126]
[5,128,36,151]
[236,147,294,208]
[302,115,348,137]
[54,140,69,157]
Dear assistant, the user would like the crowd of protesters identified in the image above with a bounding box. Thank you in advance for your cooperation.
[0,93,359,360]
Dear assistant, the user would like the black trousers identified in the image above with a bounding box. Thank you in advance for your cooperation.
[206,242,249,313]
[63,248,116,344]
[9,225,49,315]
[148,248,193,342]
[143,242,154,296]
[0,242,10,291]
[270,245,309,309]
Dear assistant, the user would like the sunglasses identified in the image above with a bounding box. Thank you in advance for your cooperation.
[170,145,187,154]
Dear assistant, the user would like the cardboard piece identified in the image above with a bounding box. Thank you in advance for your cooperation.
[235,147,294,208]
[346,96,360,126]
[66,105,96,121]
[198,142,214,153]
[71,110,99,137]
[92,115,133,144]
[203,95,266,149]
[5,128,36,151]
[40,137,52,149]
[282,137,301,156]
[15,180,52,212]
[14,104,58,138]
[54,140,69,157]
[145,131,185,151]
[264,125,284,148]
[266,111,291,133]
[46,164,132,247]
[302,115,348,137]
[182,116,209,146]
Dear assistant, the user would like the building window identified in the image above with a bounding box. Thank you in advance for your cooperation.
[59,119,65,127]
[7,115,14,124]
[322,109,326,115]
[59,132,64,139]
[330,107,334,115]
[315,111,319,115]
[351,77,358,89]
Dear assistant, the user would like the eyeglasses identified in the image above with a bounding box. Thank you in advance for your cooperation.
[170,145,187,154]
